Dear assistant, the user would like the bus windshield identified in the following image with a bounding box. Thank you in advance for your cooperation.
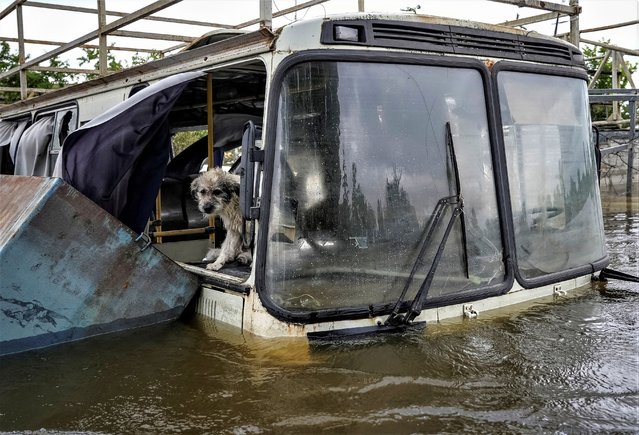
[263,60,505,318]
[497,71,607,279]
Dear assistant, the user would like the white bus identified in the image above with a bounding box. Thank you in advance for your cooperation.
[0,13,608,342]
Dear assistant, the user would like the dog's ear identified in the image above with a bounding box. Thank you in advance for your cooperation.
[190,177,201,198]
[222,178,240,197]
[231,180,240,197]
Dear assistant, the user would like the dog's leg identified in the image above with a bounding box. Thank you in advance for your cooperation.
[207,232,243,271]
[202,248,221,262]
[236,250,252,265]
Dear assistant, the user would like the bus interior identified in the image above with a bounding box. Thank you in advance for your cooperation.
[0,59,268,283]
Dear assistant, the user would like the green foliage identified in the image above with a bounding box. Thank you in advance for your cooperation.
[583,40,637,121]
[0,41,75,104]
[131,51,163,66]
[0,42,163,104]
[172,130,207,156]
[583,41,636,89]
[76,46,121,79]
[77,46,162,80]
[171,130,241,168]
[0,42,18,76]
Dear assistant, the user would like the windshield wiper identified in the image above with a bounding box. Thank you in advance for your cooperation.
[384,196,463,326]
[384,122,465,327]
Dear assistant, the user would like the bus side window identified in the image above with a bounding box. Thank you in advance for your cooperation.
[0,120,25,175]
[58,111,74,145]
[13,116,54,176]
[6,119,30,175]
[50,108,78,175]
[129,83,149,98]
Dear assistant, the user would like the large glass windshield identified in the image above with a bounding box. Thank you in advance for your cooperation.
[265,61,505,316]
[497,71,606,279]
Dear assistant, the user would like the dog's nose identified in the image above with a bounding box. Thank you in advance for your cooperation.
[202,205,214,214]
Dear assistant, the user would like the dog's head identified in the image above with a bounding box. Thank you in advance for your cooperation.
[191,168,240,216]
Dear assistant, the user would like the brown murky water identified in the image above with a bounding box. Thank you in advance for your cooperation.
[1,188,637,434]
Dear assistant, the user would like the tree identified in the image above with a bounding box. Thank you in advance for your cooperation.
[171,130,206,156]
[77,46,162,80]
[0,41,75,104]
[0,42,162,104]
[582,40,637,121]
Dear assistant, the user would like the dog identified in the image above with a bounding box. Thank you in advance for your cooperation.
[191,168,251,271]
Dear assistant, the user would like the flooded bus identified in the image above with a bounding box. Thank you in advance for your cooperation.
[0,13,608,350]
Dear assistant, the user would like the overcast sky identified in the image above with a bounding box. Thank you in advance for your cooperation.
[0,0,637,82]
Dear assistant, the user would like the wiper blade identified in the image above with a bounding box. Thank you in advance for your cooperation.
[402,200,463,324]
[384,121,465,327]
[384,197,463,326]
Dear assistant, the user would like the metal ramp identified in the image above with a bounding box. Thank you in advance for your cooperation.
[0,175,199,356]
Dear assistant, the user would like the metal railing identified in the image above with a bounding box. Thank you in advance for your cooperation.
[590,89,638,196]
[0,0,331,100]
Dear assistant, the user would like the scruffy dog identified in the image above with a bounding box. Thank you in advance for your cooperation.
[191,168,251,271]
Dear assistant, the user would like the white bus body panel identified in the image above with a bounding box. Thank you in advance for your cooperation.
[193,275,593,338]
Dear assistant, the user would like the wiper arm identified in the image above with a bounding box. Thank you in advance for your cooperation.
[403,199,463,323]
[385,196,463,326]
[384,121,465,327]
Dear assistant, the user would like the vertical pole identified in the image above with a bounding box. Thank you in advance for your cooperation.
[16,4,27,100]
[260,0,272,29]
[207,72,214,172]
[97,0,108,77]
[207,72,216,244]
[611,51,619,121]
[358,0,365,12]
[569,0,580,47]
[155,193,163,243]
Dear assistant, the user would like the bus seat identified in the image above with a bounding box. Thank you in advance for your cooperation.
[184,173,209,228]
[13,117,54,176]
[159,177,188,231]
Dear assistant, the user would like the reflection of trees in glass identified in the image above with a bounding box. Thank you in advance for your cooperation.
[350,163,376,237]
[337,160,374,238]
[566,168,595,222]
[285,62,343,237]
[377,199,385,239]
[337,162,419,243]
[383,167,418,239]
[337,148,351,240]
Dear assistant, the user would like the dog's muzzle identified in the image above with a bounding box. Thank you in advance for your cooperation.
[201,203,215,214]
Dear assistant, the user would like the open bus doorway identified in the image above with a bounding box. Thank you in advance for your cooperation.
[51,60,267,282]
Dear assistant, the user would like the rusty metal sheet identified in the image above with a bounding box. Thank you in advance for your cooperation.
[0,175,199,356]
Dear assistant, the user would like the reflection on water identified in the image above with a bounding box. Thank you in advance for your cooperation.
[1,189,637,434]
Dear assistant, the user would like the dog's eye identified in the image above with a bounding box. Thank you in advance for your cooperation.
[198,189,206,195]
[212,189,223,196]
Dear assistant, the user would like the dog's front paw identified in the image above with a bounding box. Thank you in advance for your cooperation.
[237,252,252,265]
[202,248,220,262]
[206,261,223,271]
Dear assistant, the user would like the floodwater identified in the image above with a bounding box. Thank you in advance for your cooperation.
[1,189,637,434]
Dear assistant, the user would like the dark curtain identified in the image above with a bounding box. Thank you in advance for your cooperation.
[61,72,203,234]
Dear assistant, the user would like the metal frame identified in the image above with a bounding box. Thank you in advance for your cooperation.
[5,0,630,103]
[0,0,330,100]
[590,88,638,196]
